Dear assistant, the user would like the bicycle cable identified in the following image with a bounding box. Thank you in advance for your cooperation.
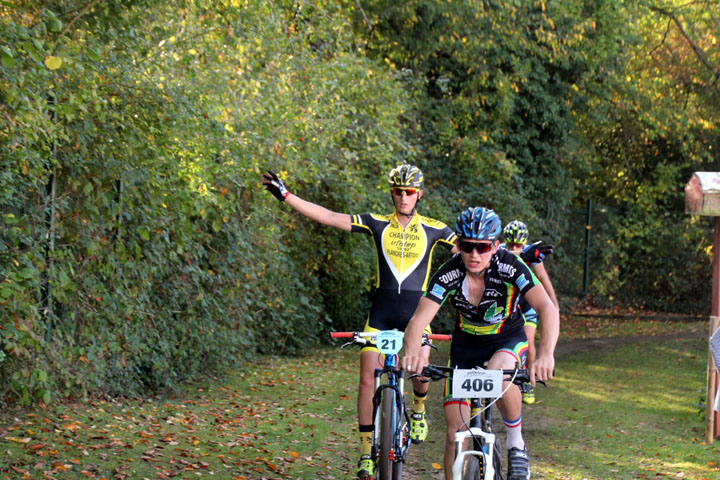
[459,368,520,446]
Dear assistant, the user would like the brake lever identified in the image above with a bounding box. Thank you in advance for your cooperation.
[409,366,448,383]
[340,337,367,349]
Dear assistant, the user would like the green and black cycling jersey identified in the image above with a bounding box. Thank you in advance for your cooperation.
[350,212,456,330]
[423,248,540,336]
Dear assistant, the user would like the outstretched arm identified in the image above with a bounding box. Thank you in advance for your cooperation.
[263,170,352,231]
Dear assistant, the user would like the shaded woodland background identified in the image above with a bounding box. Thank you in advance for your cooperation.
[1,0,718,403]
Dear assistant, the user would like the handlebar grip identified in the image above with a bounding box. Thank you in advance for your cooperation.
[330,332,354,338]
[427,334,451,341]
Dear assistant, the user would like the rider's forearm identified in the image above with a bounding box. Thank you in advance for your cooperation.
[285,193,352,231]
[403,298,440,359]
[536,301,559,357]
[533,264,559,309]
[402,316,425,356]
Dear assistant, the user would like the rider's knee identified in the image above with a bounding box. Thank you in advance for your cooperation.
[358,371,374,390]
[445,423,461,444]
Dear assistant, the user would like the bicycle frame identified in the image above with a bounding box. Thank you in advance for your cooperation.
[451,397,500,480]
[331,330,450,480]
[413,364,529,480]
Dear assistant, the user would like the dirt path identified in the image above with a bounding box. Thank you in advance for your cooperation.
[400,331,708,480]
[553,331,706,357]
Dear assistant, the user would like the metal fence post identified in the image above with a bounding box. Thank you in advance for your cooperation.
[582,198,592,296]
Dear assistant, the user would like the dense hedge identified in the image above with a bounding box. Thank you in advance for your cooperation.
[0,0,413,403]
[1,0,718,404]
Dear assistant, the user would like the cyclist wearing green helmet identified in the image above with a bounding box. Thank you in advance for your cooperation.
[263,164,457,479]
[402,207,559,480]
[502,220,559,405]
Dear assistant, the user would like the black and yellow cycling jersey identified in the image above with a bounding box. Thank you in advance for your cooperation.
[351,212,456,294]
[351,212,456,331]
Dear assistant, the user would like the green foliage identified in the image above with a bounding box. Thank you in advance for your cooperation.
[0,0,409,404]
[1,0,719,404]
[569,1,720,311]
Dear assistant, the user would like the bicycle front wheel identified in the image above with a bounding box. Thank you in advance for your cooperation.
[461,454,482,480]
[378,390,394,480]
[392,454,403,479]
[492,438,505,480]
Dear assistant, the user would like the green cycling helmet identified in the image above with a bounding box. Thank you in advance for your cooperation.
[503,220,529,244]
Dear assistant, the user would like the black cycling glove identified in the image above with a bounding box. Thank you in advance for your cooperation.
[520,241,554,264]
[262,170,290,202]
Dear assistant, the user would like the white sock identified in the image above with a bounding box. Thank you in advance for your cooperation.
[503,415,525,451]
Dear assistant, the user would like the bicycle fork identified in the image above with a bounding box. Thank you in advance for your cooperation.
[451,399,496,479]
[371,368,408,463]
[452,428,497,479]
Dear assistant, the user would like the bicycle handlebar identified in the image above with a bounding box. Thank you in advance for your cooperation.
[330,331,451,352]
[330,332,355,339]
[330,331,451,341]
[411,364,535,386]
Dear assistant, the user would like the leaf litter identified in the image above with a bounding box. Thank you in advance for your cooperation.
[1,348,357,479]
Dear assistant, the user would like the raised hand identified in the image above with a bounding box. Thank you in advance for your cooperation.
[262,170,290,202]
[520,241,554,264]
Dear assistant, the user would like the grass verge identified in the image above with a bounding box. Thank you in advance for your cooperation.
[1,316,718,479]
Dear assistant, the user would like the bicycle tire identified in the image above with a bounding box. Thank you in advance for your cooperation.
[378,390,394,480]
[461,454,482,480]
[492,437,505,480]
[392,455,403,479]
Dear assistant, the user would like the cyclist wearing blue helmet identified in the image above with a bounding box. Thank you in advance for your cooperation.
[402,207,559,480]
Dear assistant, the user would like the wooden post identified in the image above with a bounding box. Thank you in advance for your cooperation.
[708,318,720,443]
[708,218,720,443]
[685,173,720,443]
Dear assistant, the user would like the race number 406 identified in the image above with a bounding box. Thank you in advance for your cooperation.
[451,368,503,398]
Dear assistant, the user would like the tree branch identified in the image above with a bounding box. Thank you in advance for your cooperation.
[60,0,102,37]
[354,0,373,31]
[648,4,720,85]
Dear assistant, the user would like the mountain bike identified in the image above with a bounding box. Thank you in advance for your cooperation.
[330,330,450,480]
[412,364,534,480]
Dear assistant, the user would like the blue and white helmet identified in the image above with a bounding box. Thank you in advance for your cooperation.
[455,207,502,240]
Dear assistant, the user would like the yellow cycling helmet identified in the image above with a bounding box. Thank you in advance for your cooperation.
[388,164,424,189]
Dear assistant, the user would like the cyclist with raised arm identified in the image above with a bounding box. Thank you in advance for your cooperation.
[262,165,457,479]
[401,207,559,480]
[502,220,559,404]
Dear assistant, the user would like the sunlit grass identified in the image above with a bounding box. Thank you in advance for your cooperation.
[2,320,718,480]
[561,315,707,340]
[525,337,719,480]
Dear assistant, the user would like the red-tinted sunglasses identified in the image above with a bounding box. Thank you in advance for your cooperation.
[391,187,419,196]
[458,241,493,254]
[506,242,525,250]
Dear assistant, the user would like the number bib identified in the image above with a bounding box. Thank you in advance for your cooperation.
[451,368,503,398]
[375,330,404,355]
